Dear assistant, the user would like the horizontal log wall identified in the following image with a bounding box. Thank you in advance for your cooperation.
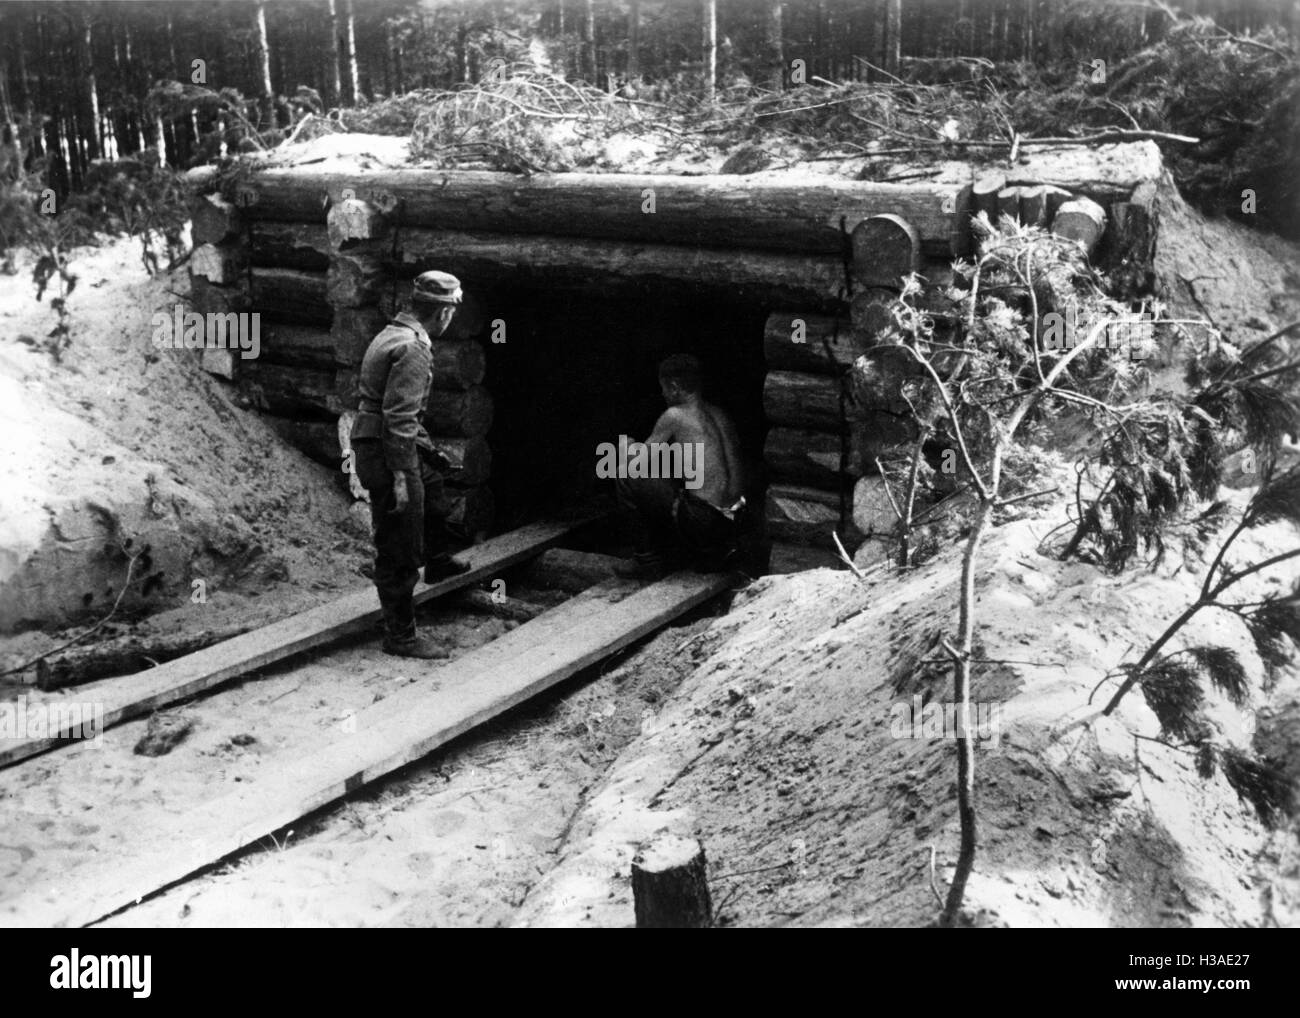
[188,147,1163,555]
[188,188,496,537]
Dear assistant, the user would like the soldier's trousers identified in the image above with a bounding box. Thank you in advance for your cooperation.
[353,441,453,641]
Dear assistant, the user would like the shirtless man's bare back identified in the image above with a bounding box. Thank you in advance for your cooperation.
[614,354,746,579]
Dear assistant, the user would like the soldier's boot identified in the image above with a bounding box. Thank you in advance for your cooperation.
[614,551,666,582]
[380,604,448,660]
[381,631,449,659]
[424,553,471,585]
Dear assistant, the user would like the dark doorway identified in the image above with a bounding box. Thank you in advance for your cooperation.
[480,284,769,532]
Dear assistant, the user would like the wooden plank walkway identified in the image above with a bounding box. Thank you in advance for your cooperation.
[0,520,584,769]
[11,570,731,928]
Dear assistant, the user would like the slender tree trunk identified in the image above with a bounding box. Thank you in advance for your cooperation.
[327,0,344,107]
[765,0,783,90]
[883,0,901,77]
[455,18,470,85]
[1043,0,1062,63]
[342,0,360,104]
[254,1,274,124]
[15,16,40,160]
[627,0,641,83]
[940,494,992,927]
[583,0,597,83]
[701,0,717,101]
[390,20,404,94]
[79,10,101,161]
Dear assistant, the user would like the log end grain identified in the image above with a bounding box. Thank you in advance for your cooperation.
[1050,197,1107,258]
[852,213,921,289]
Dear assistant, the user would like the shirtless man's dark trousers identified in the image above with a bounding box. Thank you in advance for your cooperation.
[616,476,738,577]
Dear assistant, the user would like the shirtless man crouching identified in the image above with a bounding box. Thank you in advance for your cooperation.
[614,353,746,580]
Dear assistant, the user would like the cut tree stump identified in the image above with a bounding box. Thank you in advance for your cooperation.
[851,213,921,289]
[631,834,713,928]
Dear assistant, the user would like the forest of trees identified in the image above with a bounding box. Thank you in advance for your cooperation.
[0,0,1297,197]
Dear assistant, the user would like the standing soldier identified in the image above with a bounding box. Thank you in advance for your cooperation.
[350,270,471,658]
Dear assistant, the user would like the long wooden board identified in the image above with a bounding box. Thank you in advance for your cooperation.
[14,571,731,928]
[0,520,586,769]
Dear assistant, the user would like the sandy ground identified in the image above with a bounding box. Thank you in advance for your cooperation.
[516,512,1300,929]
[0,584,727,928]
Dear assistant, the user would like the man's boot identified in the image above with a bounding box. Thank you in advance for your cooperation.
[614,551,666,581]
[382,630,449,659]
[424,553,471,585]
[380,604,448,660]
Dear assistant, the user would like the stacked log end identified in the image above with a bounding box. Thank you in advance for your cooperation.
[761,311,863,553]
[974,168,1156,298]
[188,190,495,541]
[761,214,932,556]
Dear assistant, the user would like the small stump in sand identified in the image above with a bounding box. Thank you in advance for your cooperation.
[631,834,712,928]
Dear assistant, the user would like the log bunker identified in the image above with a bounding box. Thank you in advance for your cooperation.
[185,139,1163,563]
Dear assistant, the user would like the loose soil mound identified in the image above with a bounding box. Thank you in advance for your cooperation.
[0,234,369,653]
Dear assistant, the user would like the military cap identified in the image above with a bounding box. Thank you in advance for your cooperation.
[412,270,463,305]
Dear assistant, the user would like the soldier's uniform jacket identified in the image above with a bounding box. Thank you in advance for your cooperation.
[350,311,438,473]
